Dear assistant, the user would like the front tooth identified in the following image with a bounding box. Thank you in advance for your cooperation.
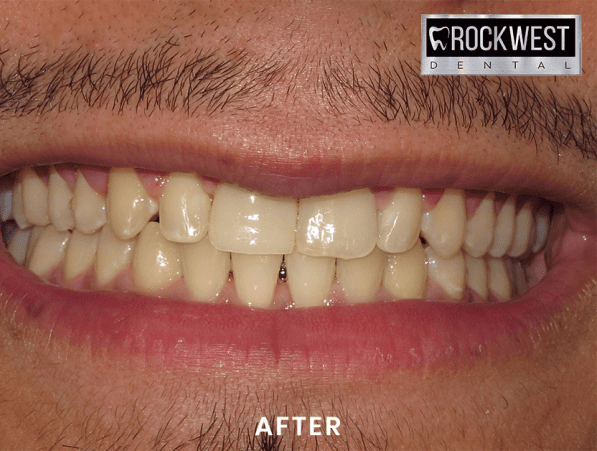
[531,204,551,253]
[383,240,427,300]
[488,257,512,300]
[285,249,335,307]
[420,189,465,259]
[13,172,31,229]
[64,230,101,281]
[133,222,182,291]
[464,192,495,257]
[160,173,211,243]
[464,254,488,301]
[182,236,230,301]
[425,246,465,301]
[209,184,297,255]
[48,166,75,231]
[7,228,31,265]
[107,168,158,240]
[507,201,534,258]
[337,247,386,304]
[95,225,136,288]
[0,181,13,221]
[28,225,71,277]
[488,195,515,258]
[231,253,282,308]
[73,170,107,234]
[297,189,377,259]
[21,167,50,226]
[377,188,422,253]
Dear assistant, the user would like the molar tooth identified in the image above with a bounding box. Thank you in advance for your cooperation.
[13,172,31,229]
[48,166,75,231]
[160,173,211,243]
[133,222,182,291]
[73,170,107,234]
[488,257,512,300]
[488,195,515,258]
[297,189,377,259]
[337,247,386,304]
[95,225,136,288]
[377,188,421,253]
[0,181,13,221]
[464,254,488,301]
[107,168,158,240]
[507,201,534,257]
[425,246,465,301]
[285,249,335,307]
[64,230,101,281]
[25,226,44,267]
[383,240,427,300]
[8,228,31,265]
[28,225,71,277]
[512,260,529,295]
[21,167,50,226]
[464,192,495,257]
[231,253,282,308]
[209,184,297,254]
[531,204,551,253]
[420,189,465,259]
[182,236,230,301]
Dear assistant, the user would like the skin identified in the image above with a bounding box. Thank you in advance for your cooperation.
[0,1,595,449]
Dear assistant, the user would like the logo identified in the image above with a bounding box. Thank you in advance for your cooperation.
[421,15,581,75]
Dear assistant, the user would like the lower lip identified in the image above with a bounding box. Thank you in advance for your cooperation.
[2,216,594,374]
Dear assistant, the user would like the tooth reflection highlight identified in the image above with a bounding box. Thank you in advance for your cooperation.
[182,236,230,301]
[285,249,335,307]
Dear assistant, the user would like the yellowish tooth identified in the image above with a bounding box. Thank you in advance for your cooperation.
[425,246,465,301]
[160,173,211,243]
[285,249,335,307]
[512,260,529,295]
[489,195,515,258]
[507,201,534,258]
[21,167,50,226]
[377,188,421,254]
[209,184,297,254]
[0,181,13,221]
[464,254,488,301]
[13,172,31,229]
[63,230,101,281]
[337,247,386,304]
[95,225,136,288]
[383,240,427,300]
[28,225,71,277]
[107,168,158,240]
[73,170,107,234]
[464,192,495,257]
[24,226,44,267]
[133,222,182,291]
[531,204,550,253]
[182,236,230,301]
[231,253,282,308]
[8,228,31,265]
[297,189,377,259]
[48,166,75,231]
[420,189,466,259]
[488,257,512,300]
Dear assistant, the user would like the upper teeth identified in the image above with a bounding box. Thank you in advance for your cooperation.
[2,166,552,309]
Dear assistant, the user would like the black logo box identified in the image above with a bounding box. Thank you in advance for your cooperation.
[425,18,576,57]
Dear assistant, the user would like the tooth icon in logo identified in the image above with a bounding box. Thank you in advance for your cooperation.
[429,26,449,51]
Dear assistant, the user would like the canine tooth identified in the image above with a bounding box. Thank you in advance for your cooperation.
[8,228,31,265]
[25,226,44,267]
[488,257,511,300]
[28,225,71,277]
[182,236,230,301]
[464,254,488,301]
[383,240,427,300]
[337,247,386,304]
[0,183,13,221]
[531,204,551,253]
[48,166,75,231]
[377,188,421,253]
[507,201,534,257]
[133,222,182,291]
[21,167,50,226]
[107,168,158,240]
[285,249,335,307]
[73,170,107,234]
[231,253,282,308]
[64,230,100,281]
[13,172,31,229]
[210,184,297,254]
[425,246,465,301]
[297,189,377,259]
[160,173,210,243]
[489,195,515,258]
[420,189,465,259]
[464,192,495,257]
[95,225,136,288]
